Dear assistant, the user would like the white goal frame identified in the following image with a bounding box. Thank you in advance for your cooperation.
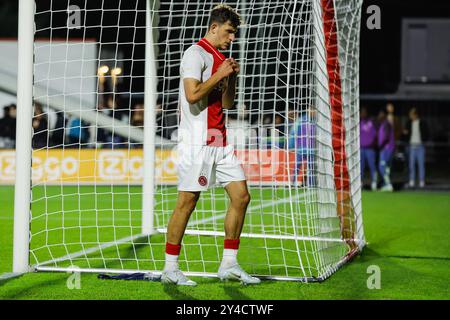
[10,0,365,282]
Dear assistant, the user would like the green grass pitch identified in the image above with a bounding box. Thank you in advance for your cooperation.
[1,185,449,299]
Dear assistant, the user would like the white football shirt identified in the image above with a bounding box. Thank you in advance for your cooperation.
[178,38,228,147]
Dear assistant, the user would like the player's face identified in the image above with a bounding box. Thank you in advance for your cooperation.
[217,21,237,50]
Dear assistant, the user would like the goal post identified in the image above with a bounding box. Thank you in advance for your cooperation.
[141,0,158,236]
[10,0,365,282]
[13,0,35,274]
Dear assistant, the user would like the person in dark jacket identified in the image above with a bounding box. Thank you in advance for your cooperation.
[0,104,17,148]
[50,112,67,147]
[403,108,429,188]
[32,102,48,149]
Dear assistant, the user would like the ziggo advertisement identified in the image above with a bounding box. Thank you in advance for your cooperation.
[0,149,296,185]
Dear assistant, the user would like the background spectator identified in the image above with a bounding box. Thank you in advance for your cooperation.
[130,103,144,148]
[255,114,273,149]
[386,102,403,141]
[131,103,144,127]
[50,112,66,147]
[360,107,378,190]
[288,106,316,187]
[377,110,395,191]
[97,95,127,148]
[226,111,253,149]
[404,107,429,188]
[66,116,90,147]
[32,102,48,149]
[0,104,16,148]
[263,113,287,149]
[274,113,286,137]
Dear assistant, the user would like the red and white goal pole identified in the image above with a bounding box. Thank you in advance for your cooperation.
[321,0,357,251]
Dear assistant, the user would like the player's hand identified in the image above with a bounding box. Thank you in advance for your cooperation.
[217,59,235,79]
[228,58,240,75]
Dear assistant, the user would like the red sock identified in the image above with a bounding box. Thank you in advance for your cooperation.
[166,242,181,255]
[224,238,240,250]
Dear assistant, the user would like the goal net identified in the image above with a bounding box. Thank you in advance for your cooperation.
[16,0,364,282]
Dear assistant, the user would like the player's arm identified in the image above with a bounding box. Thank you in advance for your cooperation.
[184,60,234,107]
[222,58,239,110]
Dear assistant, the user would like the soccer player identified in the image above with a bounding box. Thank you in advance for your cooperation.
[161,5,261,286]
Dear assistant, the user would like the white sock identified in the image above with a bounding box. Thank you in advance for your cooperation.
[220,249,238,269]
[164,253,179,272]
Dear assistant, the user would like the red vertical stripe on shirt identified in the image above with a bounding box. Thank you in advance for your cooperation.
[197,38,227,147]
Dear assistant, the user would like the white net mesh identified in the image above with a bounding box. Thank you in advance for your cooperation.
[29,0,364,281]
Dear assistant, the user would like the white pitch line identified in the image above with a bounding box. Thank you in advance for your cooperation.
[37,233,151,268]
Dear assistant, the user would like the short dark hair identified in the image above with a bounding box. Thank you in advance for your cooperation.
[209,4,241,30]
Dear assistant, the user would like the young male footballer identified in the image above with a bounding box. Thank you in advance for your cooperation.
[161,4,260,286]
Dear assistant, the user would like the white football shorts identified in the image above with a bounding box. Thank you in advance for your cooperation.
[177,143,246,191]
